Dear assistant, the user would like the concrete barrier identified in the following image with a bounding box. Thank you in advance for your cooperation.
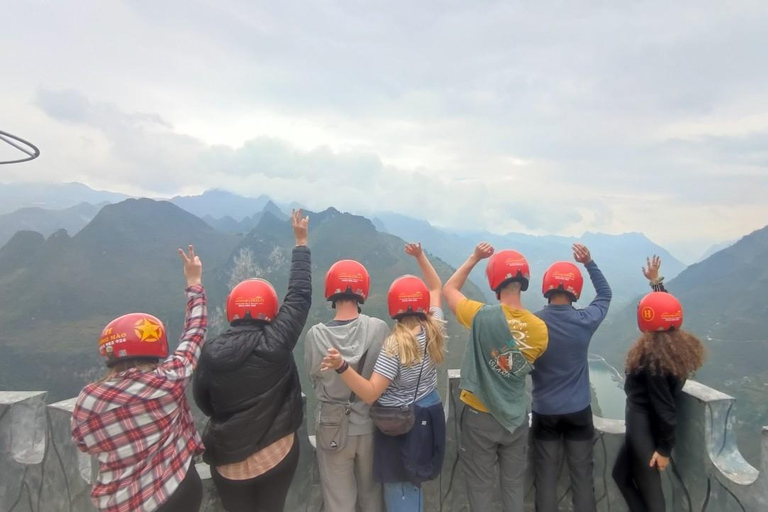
[1,372,766,511]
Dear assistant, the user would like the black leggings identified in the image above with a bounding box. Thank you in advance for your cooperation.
[156,461,203,512]
[612,408,666,512]
[212,436,300,512]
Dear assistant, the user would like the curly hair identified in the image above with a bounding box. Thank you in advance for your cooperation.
[625,329,706,380]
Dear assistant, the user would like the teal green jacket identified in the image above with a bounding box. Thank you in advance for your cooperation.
[459,305,532,431]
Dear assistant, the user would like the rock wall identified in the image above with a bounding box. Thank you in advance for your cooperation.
[2,373,766,512]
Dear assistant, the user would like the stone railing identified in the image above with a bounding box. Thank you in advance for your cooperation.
[2,373,766,512]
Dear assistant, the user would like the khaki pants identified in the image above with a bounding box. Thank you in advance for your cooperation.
[317,432,382,512]
[459,407,529,512]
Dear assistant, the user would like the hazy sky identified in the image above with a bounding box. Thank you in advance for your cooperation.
[2,1,768,262]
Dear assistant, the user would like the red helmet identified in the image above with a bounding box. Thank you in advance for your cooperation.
[325,260,370,303]
[99,313,168,366]
[388,275,430,319]
[637,292,683,332]
[542,261,584,301]
[226,279,279,323]
[486,250,530,293]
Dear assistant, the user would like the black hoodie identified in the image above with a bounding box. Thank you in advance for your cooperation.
[193,246,311,466]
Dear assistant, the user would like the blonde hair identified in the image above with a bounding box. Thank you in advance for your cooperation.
[96,360,159,384]
[384,312,446,367]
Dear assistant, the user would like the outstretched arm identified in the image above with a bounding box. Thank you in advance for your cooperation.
[159,245,207,380]
[573,244,611,326]
[405,243,442,309]
[321,348,391,405]
[443,242,493,315]
[267,210,312,354]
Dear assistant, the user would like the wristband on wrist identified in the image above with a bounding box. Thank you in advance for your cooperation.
[335,360,349,374]
[649,276,664,287]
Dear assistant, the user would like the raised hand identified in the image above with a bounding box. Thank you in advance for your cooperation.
[292,209,309,247]
[473,242,494,261]
[649,451,669,472]
[573,243,592,265]
[178,245,203,287]
[320,348,344,372]
[405,242,423,258]
[642,255,662,282]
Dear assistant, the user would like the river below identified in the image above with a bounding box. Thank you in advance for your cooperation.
[588,354,626,420]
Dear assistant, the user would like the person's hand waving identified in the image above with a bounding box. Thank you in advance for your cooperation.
[642,255,662,283]
[405,242,423,258]
[572,244,592,265]
[178,245,203,288]
[473,242,494,261]
[292,209,309,247]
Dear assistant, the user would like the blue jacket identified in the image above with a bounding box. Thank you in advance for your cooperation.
[401,401,446,484]
[373,392,446,485]
[532,260,612,415]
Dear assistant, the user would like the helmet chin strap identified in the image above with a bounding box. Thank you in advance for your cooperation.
[105,346,119,367]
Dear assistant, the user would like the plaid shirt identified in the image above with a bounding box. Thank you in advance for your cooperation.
[216,433,295,480]
[72,285,207,512]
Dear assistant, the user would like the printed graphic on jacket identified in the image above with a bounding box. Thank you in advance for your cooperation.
[488,320,533,378]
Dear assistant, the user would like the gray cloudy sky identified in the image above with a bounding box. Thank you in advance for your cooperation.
[2,1,768,261]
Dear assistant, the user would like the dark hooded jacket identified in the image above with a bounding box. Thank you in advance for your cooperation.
[193,246,311,466]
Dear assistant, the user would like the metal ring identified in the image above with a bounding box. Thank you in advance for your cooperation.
[0,129,41,164]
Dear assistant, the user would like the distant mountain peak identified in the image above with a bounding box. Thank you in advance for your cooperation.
[48,228,71,241]
[170,189,273,221]
[76,199,216,246]
[0,230,46,275]
[263,200,286,217]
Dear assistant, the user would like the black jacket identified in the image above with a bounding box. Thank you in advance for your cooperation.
[193,246,311,466]
[624,368,684,456]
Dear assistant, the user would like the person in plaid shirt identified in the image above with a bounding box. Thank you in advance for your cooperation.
[72,245,207,512]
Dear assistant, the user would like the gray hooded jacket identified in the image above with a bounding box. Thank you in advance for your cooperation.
[304,314,389,435]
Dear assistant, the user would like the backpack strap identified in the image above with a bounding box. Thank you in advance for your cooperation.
[411,341,428,405]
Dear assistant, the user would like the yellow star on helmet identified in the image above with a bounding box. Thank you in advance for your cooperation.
[134,318,163,342]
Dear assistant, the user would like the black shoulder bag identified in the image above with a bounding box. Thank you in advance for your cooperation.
[370,344,428,436]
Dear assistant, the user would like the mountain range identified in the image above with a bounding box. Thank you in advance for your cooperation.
[372,212,687,310]
[0,182,128,215]
[0,198,484,404]
[170,189,274,220]
[0,202,105,248]
[202,200,288,234]
[0,182,697,311]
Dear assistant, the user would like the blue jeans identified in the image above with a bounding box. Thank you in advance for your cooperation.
[383,482,422,512]
[382,389,440,512]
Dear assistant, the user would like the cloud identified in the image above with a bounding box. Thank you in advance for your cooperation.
[3,1,768,258]
[204,138,383,185]
[34,89,91,123]
[30,88,587,233]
